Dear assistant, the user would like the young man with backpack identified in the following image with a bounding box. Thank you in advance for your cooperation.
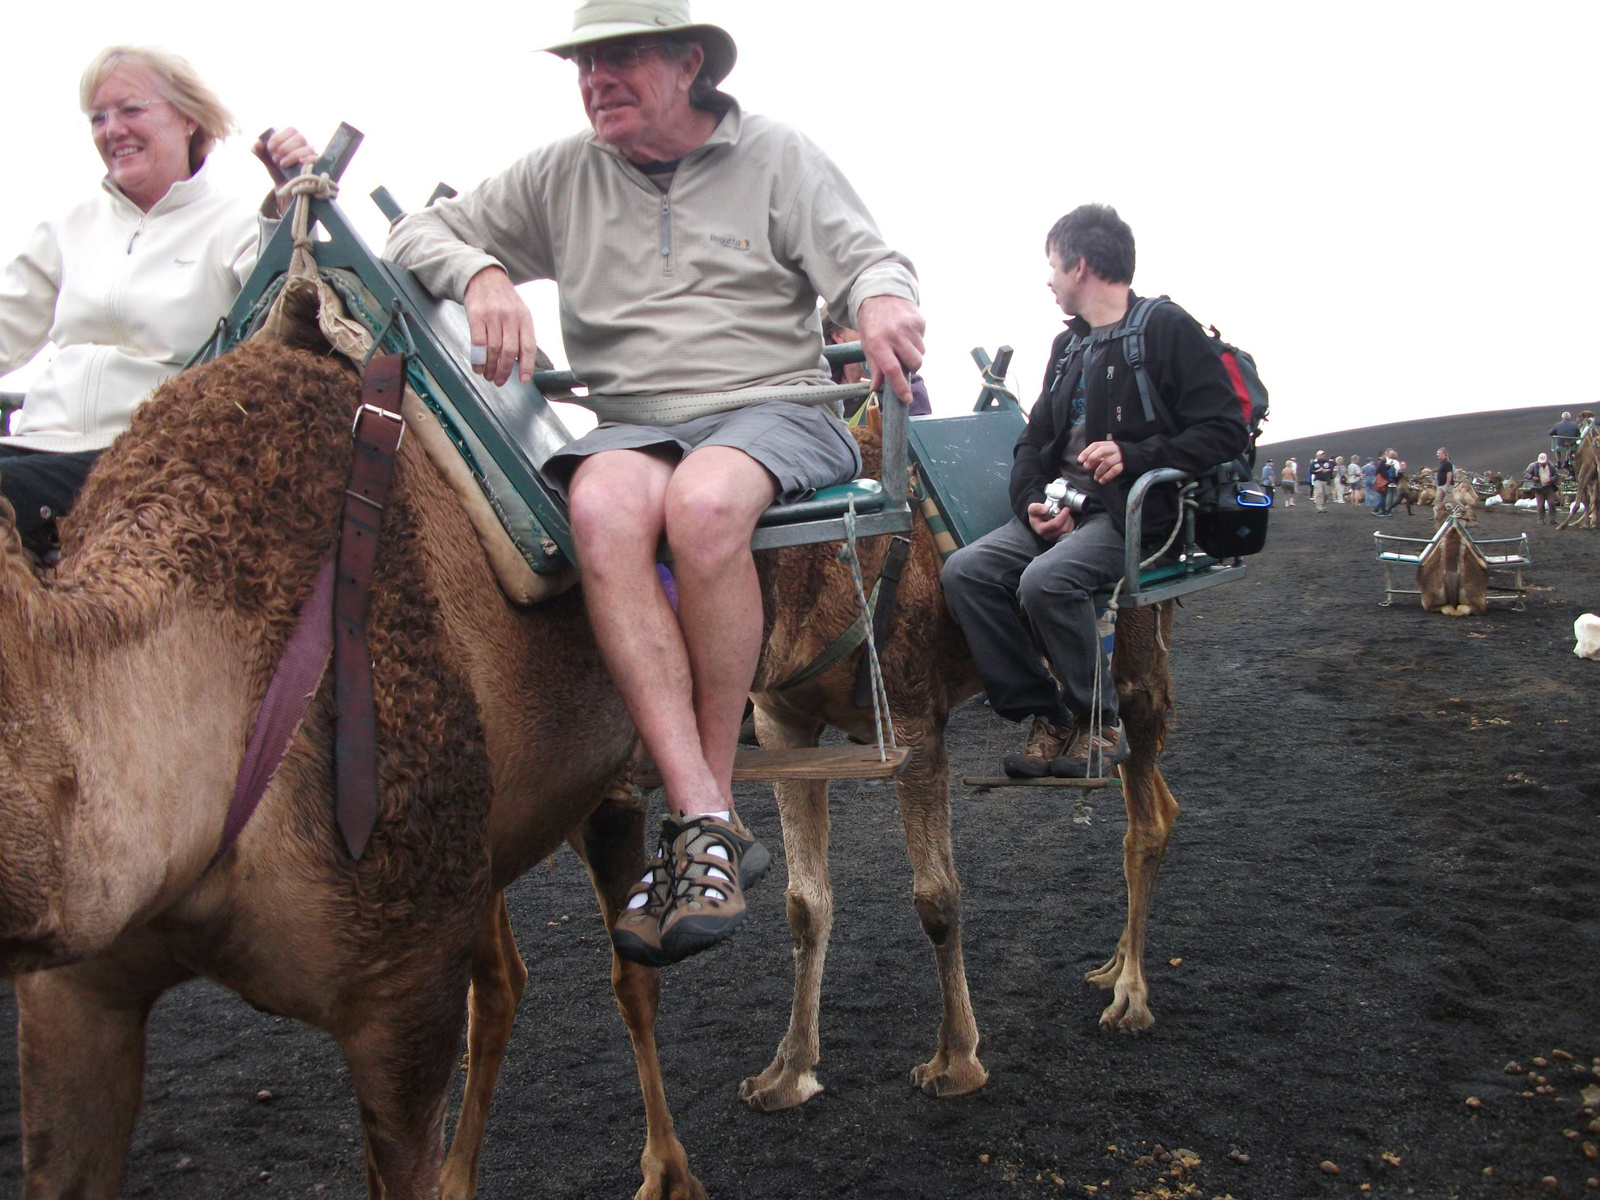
[941,204,1248,780]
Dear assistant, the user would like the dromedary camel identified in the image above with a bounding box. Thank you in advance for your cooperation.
[436,409,1187,1194]
[0,340,703,1200]
[1555,424,1598,530]
[1417,518,1488,616]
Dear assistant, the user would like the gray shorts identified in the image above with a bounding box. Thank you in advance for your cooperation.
[541,400,863,504]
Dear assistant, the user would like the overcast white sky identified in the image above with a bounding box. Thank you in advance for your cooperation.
[4,1,1595,443]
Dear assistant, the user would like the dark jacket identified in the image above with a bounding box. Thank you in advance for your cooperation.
[1010,292,1248,542]
[1524,460,1559,488]
[1550,420,1581,438]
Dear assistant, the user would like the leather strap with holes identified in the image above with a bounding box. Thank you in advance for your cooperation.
[333,353,406,859]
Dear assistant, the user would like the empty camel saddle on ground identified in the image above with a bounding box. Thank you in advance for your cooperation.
[205,124,912,786]
[1374,513,1531,615]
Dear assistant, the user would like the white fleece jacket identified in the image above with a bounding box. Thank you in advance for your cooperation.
[0,158,273,452]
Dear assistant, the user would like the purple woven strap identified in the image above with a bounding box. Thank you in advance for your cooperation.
[209,551,336,869]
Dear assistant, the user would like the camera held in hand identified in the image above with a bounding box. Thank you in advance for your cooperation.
[1043,477,1089,519]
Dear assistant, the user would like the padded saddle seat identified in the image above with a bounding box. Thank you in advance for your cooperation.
[756,478,885,526]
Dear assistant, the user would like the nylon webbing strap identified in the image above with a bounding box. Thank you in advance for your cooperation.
[853,535,911,708]
[209,552,336,870]
[334,353,406,859]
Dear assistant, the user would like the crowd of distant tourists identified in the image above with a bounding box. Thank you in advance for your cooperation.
[1258,450,1416,515]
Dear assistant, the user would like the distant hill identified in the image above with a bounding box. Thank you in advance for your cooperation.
[1257,405,1584,477]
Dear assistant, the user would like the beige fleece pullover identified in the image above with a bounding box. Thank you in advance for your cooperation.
[384,98,918,424]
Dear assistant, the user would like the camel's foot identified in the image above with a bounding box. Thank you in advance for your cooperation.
[635,1149,706,1200]
[1086,949,1155,1033]
[910,1051,988,1098]
[739,1056,824,1112]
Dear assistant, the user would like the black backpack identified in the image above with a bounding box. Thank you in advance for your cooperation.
[1092,299,1273,559]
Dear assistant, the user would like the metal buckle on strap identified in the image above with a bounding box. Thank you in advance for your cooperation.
[351,403,405,449]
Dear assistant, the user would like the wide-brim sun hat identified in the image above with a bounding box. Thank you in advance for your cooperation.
[544,1,737,85]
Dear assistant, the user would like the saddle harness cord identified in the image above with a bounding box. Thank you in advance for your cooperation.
[210,352,407,868]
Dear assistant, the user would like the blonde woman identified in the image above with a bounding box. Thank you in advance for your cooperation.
[0,45,315,554]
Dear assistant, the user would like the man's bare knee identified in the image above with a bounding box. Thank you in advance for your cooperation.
[665,482,762,574]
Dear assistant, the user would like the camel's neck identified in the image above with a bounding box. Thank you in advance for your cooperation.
[0,595,258,968]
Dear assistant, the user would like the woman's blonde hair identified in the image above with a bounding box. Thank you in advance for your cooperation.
[80,46,238,173]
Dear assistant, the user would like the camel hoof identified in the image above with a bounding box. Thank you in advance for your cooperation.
[635,1157,706,1200]
[910,1054,989,1098]
[739,1066,823,1112]
[1098,996,1155,1034]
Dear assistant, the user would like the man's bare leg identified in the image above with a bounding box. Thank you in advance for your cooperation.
[663,447,779,811]
[568,449,725,816]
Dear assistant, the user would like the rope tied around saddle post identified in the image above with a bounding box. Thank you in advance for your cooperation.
[276,170,340,251]
[978,363,1021,408]
[840,501,896,760]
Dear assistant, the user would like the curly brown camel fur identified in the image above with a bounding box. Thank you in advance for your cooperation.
[0,341,701,1200]
[442,411,1186,1185]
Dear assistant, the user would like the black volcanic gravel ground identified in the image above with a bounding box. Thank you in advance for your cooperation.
[3,499,1598,1199]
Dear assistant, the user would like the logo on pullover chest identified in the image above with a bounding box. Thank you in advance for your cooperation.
[709,234,751,251]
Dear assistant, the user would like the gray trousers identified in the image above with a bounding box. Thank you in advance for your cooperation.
[941,513,1125,725]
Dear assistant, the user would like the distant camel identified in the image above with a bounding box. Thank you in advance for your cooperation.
[1418,518,1488,616]
[1555,424,1598,531]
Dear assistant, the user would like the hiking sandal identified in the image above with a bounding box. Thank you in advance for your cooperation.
[656,815,749,963]
[610,817,681,968]
[725,810,771,890]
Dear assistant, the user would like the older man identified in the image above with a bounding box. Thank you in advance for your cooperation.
[386,0,922,968]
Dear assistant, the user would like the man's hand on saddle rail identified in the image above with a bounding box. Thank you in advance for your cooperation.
[464,266,538,386]
[856,295,924,406]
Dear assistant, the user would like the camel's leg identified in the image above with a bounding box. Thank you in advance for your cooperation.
[739,704,832,1112]
[1087,602,1180,1033]
[13,955,183,1200]
[895,720,987,1098]
[568,783,705,1200]
[342,974,472,1200]
[440,893,527,1200]
[1086,765,1180,1032]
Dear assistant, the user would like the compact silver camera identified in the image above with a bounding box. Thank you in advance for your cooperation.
[1043,477,1089,518]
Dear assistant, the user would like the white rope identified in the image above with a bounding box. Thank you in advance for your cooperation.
[1083,494,1195,776]
[276,171,339,249]
[840,501,895,760]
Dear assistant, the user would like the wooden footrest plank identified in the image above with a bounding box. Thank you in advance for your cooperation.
[635,745,912,789]
[962,775,1122,790]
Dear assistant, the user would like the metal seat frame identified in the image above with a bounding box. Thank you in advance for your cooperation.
[1374,516,1531,610]
[907,345,1247,608]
